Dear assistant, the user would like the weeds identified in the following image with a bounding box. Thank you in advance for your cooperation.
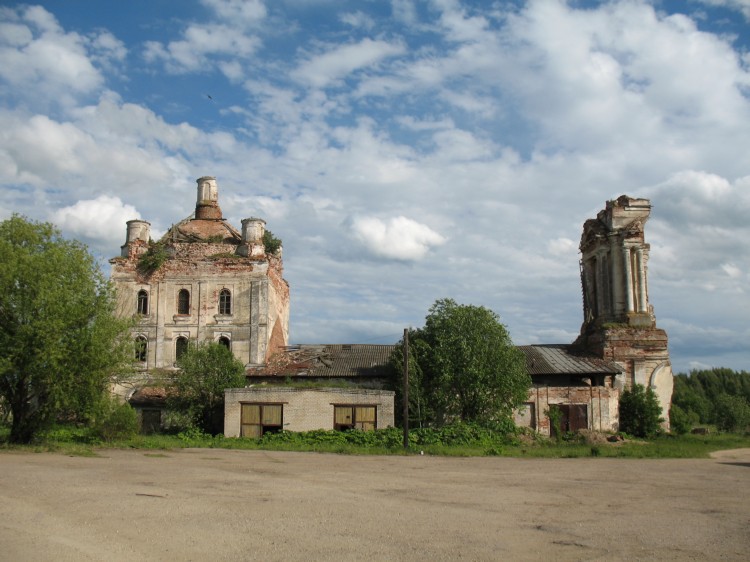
[1,422,748,458]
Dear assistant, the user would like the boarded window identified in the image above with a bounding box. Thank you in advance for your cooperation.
[137,289,149,315]
[516,402,536,429]
[334,405,377,431]
[135,336,148,362]
[219,288,231,315]
[241,404,283,438]
[177,289,190,315]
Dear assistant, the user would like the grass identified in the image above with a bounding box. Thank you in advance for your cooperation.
[1,424,748,458]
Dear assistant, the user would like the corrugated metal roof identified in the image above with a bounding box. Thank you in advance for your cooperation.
[253,344,397,378]
[518,345,621,376]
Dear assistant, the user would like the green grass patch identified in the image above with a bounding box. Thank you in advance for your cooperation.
[1,423,748,458]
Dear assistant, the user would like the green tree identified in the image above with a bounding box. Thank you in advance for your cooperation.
[0,215,133,443]
[169,342,246,435]
[393,298,530,427]
[713,394,750,433]
[671,368,750,426]
[619,384,663,438]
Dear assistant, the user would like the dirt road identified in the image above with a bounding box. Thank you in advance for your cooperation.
[1,448,748,561]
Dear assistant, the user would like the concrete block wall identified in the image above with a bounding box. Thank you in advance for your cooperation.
[224,387,395,437]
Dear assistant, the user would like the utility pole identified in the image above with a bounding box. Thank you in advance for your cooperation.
[403,328,409,450]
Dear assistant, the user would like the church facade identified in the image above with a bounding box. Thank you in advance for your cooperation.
[110,176,290,387]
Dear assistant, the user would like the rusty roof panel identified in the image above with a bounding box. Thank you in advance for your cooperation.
[253,344,397,378]
[255,343,618,379]
[518,345,621,375]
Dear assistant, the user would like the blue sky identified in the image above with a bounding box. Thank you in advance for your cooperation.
[1,0,749,374]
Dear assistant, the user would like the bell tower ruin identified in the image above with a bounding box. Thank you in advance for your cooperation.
[574,195,673,427]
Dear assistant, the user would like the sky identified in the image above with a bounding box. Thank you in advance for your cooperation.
[1,0,749,374]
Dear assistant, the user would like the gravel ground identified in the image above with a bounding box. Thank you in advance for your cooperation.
[1,448,748,561]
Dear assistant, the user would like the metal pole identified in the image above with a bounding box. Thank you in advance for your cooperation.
[403,328,409,450]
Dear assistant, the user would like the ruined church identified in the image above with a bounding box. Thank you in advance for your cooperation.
[109,177,290,418]
[111,178,671,436]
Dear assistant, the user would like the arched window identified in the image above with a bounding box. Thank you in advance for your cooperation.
[135,336,148,362]
[137,290,149,315]
[177,289,190,315]
[175,336,189,361]
[218,336,230,350]
[219,288,231,315]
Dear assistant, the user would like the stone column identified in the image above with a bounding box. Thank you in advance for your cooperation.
[636,248,647,313]
[623,246,634,313]
[610,239,623,317]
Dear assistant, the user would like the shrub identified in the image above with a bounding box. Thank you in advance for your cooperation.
[92,399,139,442]
[137,241,169,273]
[619,384,663,438]
[263,230,282,255]
[545,405,564,439]
[670,404,699,435]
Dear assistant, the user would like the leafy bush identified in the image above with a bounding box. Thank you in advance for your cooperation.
[670,404,699,435]
[161,409,196,434]
[137,241,169,273]
[545,405,564,439]
[254,422,517,451]
[619,384,663,438]
[91,399,139,442]
[263,230,282,255]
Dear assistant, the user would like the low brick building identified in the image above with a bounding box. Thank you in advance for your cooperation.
[514,345,620,436]
[224,387,395,437]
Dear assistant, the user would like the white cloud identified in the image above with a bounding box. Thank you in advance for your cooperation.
[292,38,406,88]
[340,11,375,30]
[52,195,139,246]
[143,25,260,74]
[695,0,750,20]
[0,5,106,106]
[391,0,418,25]
[142,0,265,76]
[2,0,749,372]
[202,0,267,24]
[547,237,577,256]
[350,215,446,261]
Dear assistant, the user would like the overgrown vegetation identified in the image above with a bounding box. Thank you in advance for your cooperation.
[137,240,169,273]
[0,215,133,444]
[263,230,282,255]
[90,397,139,442]
[545,405,564,439]
[3,422,749,459]
[168,342,247,435]
[390,298,530,428]
[671,368,750,433]
[619,384,663,438]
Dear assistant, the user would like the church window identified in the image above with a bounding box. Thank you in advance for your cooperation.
[219,288,231,315]
[137,290,149,315]
[135,336,148,362]
[175,336,189,361]
[177,289,190,315]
